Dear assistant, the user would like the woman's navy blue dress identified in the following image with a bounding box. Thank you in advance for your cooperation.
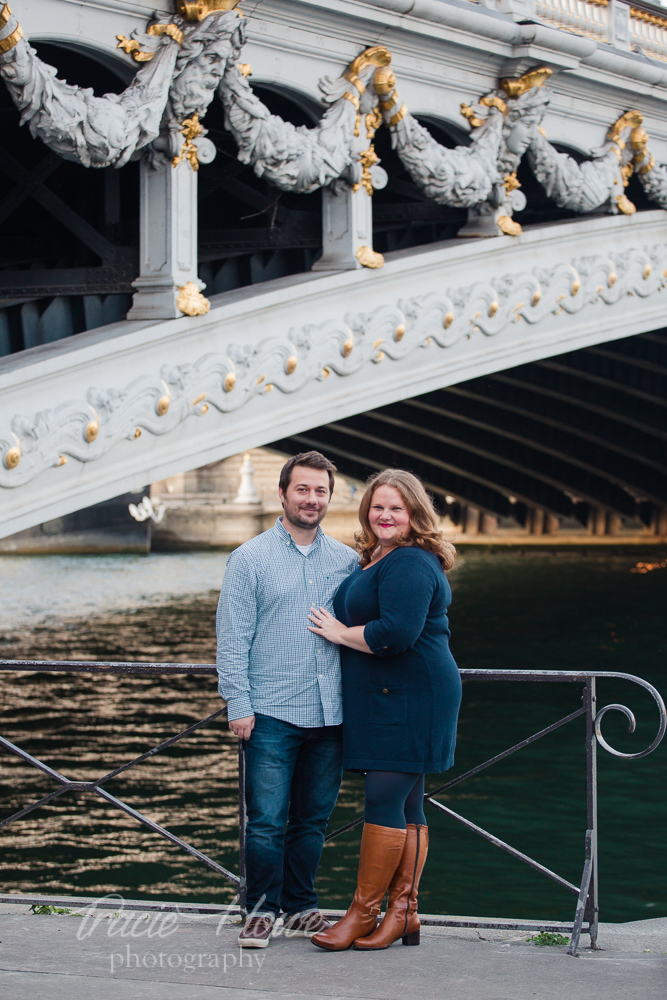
[334,546,461,773]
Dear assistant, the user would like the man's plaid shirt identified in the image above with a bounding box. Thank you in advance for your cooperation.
[216,516,359,726]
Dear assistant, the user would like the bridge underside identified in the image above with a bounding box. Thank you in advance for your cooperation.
[275,328,667,535]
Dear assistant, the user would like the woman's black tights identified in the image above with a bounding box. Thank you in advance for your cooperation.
[364,771,427,829]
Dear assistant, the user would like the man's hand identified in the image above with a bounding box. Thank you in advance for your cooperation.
[230,715,255,740]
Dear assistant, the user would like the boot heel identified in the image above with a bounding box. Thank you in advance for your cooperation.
[402,930,420,946]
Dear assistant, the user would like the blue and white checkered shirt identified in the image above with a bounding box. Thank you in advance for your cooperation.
[216,516,359,726]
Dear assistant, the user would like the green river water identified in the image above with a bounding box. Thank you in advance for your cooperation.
[0,548,665,924]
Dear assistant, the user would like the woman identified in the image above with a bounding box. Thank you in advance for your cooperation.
[307,469,461,951]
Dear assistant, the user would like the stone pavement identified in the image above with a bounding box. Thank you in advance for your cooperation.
[0,903,665,1000]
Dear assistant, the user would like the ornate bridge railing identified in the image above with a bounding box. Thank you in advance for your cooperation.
[0,660,664,956]
[528,0,667,63]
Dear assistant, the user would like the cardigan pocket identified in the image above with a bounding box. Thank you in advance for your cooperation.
[368,684,407,725]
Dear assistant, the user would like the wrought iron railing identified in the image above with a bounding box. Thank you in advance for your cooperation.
[0,660,664,956]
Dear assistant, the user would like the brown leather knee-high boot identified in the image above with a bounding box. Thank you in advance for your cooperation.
[311,823,407,952]
[353,824,428,950]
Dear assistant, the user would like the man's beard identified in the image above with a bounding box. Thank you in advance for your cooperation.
[282,502,326,529]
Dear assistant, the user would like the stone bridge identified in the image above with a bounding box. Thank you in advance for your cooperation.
[0,0,666,538]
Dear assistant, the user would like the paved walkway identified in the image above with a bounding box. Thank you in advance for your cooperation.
[0,902,665,1000]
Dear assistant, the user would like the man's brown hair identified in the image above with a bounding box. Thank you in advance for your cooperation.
[279,451,337,497]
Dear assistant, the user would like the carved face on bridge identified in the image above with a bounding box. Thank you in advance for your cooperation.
[169,11,242,121]
[497,86,551,174]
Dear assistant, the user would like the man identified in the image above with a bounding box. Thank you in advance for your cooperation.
[216,451,358,948]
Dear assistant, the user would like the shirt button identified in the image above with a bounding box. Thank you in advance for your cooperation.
[308,580,313,584]
[382,688,388,694]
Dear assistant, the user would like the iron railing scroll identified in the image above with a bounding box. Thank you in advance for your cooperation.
[0,661,664,956]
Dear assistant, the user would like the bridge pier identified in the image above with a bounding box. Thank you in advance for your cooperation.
[127,155,208,322]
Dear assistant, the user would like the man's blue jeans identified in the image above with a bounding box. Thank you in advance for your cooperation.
[243,713,343,916]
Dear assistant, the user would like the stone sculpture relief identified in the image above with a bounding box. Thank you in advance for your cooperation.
[219,29,389,194]
[627,126,667,210]
[0,0,386,192]
[2,240,666,487]
[527,109,644,218]
[0,4,182,168]
[377,65,654,236]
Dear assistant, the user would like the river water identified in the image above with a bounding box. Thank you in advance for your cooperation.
[0,549,665,924]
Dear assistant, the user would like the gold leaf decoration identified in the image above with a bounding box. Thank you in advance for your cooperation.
[177,281,210,316]
[355,246,385,268]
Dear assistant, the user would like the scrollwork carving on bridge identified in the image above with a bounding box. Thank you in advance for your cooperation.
[2,241,667,486]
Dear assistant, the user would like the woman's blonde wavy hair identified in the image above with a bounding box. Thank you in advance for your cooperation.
[355,469,456,571]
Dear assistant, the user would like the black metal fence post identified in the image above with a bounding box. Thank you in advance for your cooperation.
[237,738,247,922]
[585,676,599,948]
[568,677,599,955]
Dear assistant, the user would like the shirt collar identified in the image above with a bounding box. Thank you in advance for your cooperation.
[274,515,324,549]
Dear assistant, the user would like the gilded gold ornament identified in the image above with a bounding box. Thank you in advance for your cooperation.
[375,351,385,362]
[503,173,521,195]
[5,445,20,469]
[224,372,237,392]
[238,63,252,77]
[134,428,142,439]
[322,367,330,379]
[488,301,499,317]
[343,69,365,95]
[366,108,383,139]
[355,246,385,268]
[358,145,380,196]
[117,23,183,62]
[500,67,552,99]
[461,104,485,129]
[644,263,652,279]
[444,312,454,329]
[497,215,522,236]
[607,110,643,150]
[201,403,209,414]
[480,95,507,117]
[190,392,208,406]
[0,3,13,29]
[286,355,298,375]
[342,338,354,358]
[177,281,210,316]
[85,412,99,443]
[608,272,617,287]
[395,324,406,342]
[346,45,391,80]
[0,23,22,53]
[374,66,396,97]
[58,455,67,467]
[616,194,636,215]
[532,289,542,307]
[177,0,241,20]
[264,383,273,393]
[157,390,170,416]
[173,113,204,170]
[388,105,407,127]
